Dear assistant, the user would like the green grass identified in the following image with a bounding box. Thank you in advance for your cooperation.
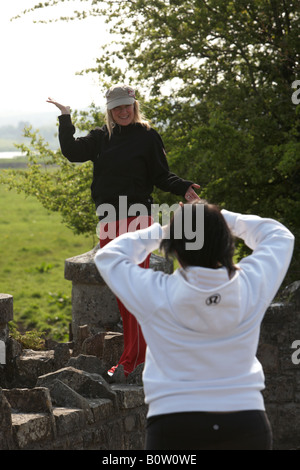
[0,182,94,341]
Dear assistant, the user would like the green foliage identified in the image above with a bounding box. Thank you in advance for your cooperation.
[9,322,46,350]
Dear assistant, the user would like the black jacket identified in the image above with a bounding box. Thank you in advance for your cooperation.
[58,114,193,217]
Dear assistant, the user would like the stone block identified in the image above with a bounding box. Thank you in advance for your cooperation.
[65,245,104,285]
[16,349,56,387]
[65,246,120,337]
[3,387,53,414]
[11,413,54,449]
[52,407,85,438]
[53,343,71,368]
[67,354,107,376]
[47,379,94,423]
[82,331,106,358]
[0,294,13,323]
[102,332,124,368]
[71,283,120,332]
[0,389,13,449]
[112,385,145,409]
[87,398,114,422]
[36,366,116,401]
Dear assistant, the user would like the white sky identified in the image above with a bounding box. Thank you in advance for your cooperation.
[0,0,112,122]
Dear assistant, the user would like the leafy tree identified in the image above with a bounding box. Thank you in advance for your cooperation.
[3,0,300,283]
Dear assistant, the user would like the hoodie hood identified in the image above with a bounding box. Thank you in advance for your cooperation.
[168,266,243,336]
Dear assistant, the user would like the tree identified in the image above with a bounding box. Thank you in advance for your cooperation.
[3,0,300,283]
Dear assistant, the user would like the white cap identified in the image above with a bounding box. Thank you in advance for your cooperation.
[106,85,136,110]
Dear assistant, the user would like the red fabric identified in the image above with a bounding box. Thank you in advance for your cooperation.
[99,216,152,376]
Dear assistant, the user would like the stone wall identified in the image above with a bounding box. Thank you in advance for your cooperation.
[257,281,300,450]
[0,247,299,450]
[0,384,146,450]
[0,330,147,450]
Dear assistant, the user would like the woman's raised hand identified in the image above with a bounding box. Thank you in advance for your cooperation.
[185,183,200,202]
[46,97,71,115]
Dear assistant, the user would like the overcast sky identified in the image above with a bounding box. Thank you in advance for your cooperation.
[0,1,112,123]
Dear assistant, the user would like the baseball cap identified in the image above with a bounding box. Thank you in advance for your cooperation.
[106,85,136,110]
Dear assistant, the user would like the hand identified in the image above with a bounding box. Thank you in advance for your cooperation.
[46,97,71,115]
[185,183,200,202]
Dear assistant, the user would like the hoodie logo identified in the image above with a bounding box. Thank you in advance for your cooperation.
[206,294,221,306]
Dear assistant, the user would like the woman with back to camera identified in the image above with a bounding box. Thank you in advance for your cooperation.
[47,85,200,379]
[94,199,294,450]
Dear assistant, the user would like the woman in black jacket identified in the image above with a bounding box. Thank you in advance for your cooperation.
[47,84,200,379]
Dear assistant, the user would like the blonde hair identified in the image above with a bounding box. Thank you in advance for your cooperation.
[105,101,151,138]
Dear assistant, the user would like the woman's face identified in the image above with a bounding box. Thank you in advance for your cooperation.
[111,104,134,126]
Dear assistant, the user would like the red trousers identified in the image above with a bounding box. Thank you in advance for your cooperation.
[99,216,152,376]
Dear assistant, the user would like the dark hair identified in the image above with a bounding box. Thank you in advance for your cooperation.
[160,200,237,277]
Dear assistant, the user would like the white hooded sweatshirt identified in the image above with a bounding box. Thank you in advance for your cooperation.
[94,210,294,418]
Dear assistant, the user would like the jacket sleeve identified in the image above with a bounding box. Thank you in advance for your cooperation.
[94,223,170,325]
[148,129,194,196]
[222,209,295,307]
[58,114,101,162]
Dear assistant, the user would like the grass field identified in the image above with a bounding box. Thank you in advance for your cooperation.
[0,180,94,341]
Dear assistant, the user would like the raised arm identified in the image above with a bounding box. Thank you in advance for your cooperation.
[47,97,71,115]
[222,209,294,307]
[46,97,100,163]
